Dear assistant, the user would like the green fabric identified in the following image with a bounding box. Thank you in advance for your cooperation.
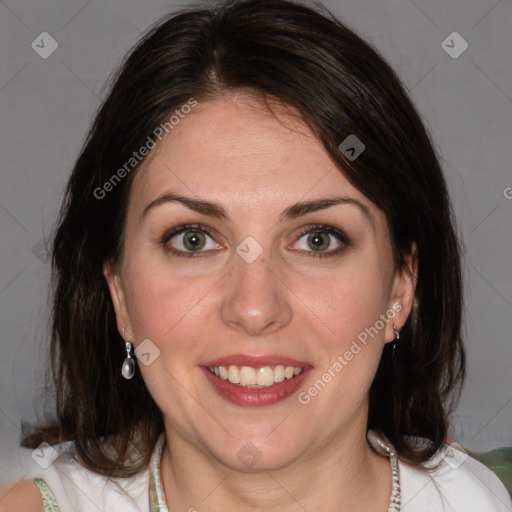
[34,478,60,512]
[149,461,162,512]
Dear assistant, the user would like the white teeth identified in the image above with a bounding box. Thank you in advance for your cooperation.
[240,366,257,386]
[274,365,285,383]
[256,366,275,386]
[227,365,240,383]
[208,364,304,387]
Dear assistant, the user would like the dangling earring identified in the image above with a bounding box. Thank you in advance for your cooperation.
[121,328,136,379]
[392,324,400,355]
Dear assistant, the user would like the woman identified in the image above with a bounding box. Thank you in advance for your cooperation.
[0,0,510,510]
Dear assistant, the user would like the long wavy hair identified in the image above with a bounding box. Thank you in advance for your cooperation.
[22,0,465,477]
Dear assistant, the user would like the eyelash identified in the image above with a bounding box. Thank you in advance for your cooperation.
[159,223,350,259]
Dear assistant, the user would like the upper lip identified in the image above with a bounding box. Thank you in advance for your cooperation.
[202,354,312,368]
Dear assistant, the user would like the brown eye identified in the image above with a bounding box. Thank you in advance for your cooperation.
[306,231,331,252]
[291,225,350,258]
[180,230,207,251]
[160,224,222,258]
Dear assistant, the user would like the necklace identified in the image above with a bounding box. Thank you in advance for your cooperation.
[150,430,401,511]
[367,429,401,512]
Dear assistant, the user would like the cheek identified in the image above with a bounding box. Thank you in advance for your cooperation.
[122,264,200,341]
[122,259,224,371]
[295,262,390,343]
[295,271,390,410]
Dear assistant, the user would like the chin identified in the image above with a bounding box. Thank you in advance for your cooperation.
[209,432,305,472]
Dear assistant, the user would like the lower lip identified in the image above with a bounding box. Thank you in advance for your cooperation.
[201,366,312,406]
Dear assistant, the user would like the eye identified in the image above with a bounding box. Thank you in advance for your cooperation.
[160,224,221,257]
[159,223,349,259]
[291,224,349,258]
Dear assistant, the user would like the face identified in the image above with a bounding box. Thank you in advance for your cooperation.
[105,92,416,471]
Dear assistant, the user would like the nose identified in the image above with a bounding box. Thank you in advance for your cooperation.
[220,249,292,336]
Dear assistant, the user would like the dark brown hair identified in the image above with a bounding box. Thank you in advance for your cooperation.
[23,0,465,477]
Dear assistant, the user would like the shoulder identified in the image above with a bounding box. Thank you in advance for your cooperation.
[399,443,512,511]
[24,437,156,511]
[0,479,43,512]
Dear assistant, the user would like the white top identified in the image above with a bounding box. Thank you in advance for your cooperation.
[25,433,512,512]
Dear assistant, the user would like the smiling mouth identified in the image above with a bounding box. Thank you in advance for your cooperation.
[207,364,304,388]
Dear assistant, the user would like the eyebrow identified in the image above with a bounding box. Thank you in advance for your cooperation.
[141,192,373,225]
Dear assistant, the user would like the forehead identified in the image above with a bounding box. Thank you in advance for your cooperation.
[130,92,373,219]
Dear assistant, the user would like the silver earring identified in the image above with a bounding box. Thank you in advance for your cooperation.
[121,339,136,380]
[392,324,400,355]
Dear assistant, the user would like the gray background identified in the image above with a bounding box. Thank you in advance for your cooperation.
[0,0,510,484]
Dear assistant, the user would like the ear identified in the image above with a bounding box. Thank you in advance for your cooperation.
[384,242,418,343]
[103,260,135,341]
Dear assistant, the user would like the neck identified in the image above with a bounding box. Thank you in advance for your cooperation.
[159,423,392,512]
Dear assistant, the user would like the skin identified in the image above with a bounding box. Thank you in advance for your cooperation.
[0,481,43,512]
[104,91,417,512]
